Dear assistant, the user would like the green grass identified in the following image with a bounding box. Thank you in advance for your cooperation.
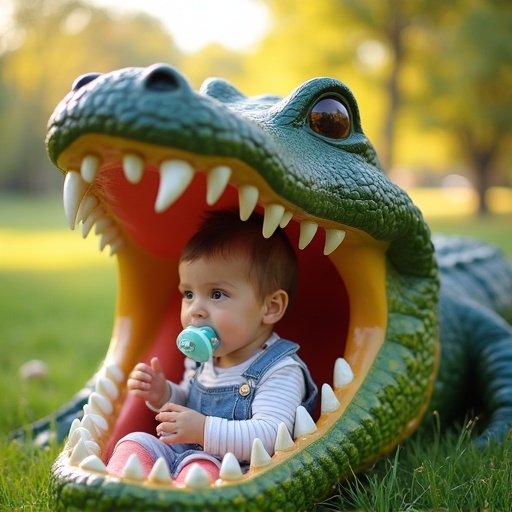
[1,195,116,510]
[320,421,512,511]
[0,269,115,432]
[1,194,511,511]
[1,439,61,510]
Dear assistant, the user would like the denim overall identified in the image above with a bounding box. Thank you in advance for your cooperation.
[118,339,317,475]
[187,338,318,419]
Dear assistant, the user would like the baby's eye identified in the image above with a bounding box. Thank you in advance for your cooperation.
[211,290,225,300]
[183,291,193,300]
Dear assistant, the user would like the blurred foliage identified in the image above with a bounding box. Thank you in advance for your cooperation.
[0,0,511,214]
[0,0,182,192]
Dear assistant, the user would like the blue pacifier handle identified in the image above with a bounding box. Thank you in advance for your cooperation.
[176,326,220,362]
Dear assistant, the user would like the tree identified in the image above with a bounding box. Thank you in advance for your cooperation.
[243,0,449,170]
[0,0,183,192]
[419,1,512,214]
[250,0,512,213]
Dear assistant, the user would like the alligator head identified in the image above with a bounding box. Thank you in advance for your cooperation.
[46,64,439,510]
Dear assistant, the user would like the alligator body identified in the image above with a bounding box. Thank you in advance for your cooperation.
[25,64,512,510]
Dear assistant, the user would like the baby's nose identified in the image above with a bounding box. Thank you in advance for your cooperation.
[189,301,208,318]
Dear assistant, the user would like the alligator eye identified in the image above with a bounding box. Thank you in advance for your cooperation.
[309,97,350,139]
[71,73,102,92]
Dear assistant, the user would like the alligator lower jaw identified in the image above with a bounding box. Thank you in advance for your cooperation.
[55,134,390,491]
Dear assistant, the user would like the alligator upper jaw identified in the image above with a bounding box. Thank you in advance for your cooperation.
[57,134,389,487]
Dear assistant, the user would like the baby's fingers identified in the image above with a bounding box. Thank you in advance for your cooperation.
[128,368,153,384]
[157,422,189,444]
[155,410,178,423]
[150,357,164,374]
[127,377,151,391]
[131,362,152,374]
[158,402,189,413]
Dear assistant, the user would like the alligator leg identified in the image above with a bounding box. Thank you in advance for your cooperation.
[10,384,92,446]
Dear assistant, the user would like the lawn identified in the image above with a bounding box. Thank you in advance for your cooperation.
[1,193,511,511]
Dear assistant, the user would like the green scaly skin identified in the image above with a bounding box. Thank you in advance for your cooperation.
[19,64,512,510]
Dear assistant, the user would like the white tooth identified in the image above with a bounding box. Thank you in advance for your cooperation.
[68,427,93,448]
[99,227,120,251]
[155,160,194,212]
[109,237,125,256]
[279,210,293,228]
[324,229,346,255]
[250,438,272,468]
[73,427,92,444]
[147,457,171,484]
[82,413,108,435]
[69,438,90,466]
[94,216,113,235]
[77,195,99,223]
[89,392,113,416]
[80,416,100,439]
[123,153,144,184]
[298,221,318,250]
[334,358,354,388]
[219,452,243,480]
[104,364,124,383]
[67,418,81,442]
[206,166,231,205]
[263,204,285,238]
[121,454,145,481]
[293,406,317,438]
[274,422,295,452]
[80,154,100,183]
[65,419,81,449]
[238,185,259,221]
[89,413,109,431]
[63,171,89,230]
[81,207,105,238]
[321,383,340,414]
[183,463,210,488]
[79,454,107,474]
[96,376,119,401]
[84,440,101,457]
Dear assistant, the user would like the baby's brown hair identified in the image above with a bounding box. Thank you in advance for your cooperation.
[180,209,298,307]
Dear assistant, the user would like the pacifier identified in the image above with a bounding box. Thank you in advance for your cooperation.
[176,325,220,362]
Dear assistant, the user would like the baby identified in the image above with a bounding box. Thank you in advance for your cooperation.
[107,209,317,481]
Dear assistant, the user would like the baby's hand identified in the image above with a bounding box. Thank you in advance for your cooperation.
[156,403,206,446]
[127,357,169,409]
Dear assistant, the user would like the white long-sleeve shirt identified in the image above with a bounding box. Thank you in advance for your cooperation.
[168,333,306,462]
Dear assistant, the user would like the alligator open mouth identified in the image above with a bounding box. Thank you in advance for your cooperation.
[44,65,439,510]
[57,134,389,476]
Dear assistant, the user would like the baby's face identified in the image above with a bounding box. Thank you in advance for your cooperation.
[178,256,272,365]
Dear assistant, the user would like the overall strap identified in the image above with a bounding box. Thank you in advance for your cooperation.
[242,339,299,382]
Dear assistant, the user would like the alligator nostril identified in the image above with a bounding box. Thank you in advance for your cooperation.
[71,73,102,92]
[143,65,181,92]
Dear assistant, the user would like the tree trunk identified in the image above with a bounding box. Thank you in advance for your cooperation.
[458,126,500,216]
[380,0,404,174]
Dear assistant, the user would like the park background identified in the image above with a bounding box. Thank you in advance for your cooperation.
[1,0,511,510]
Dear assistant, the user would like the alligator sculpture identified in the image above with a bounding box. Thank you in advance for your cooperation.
[26,64,512,510]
